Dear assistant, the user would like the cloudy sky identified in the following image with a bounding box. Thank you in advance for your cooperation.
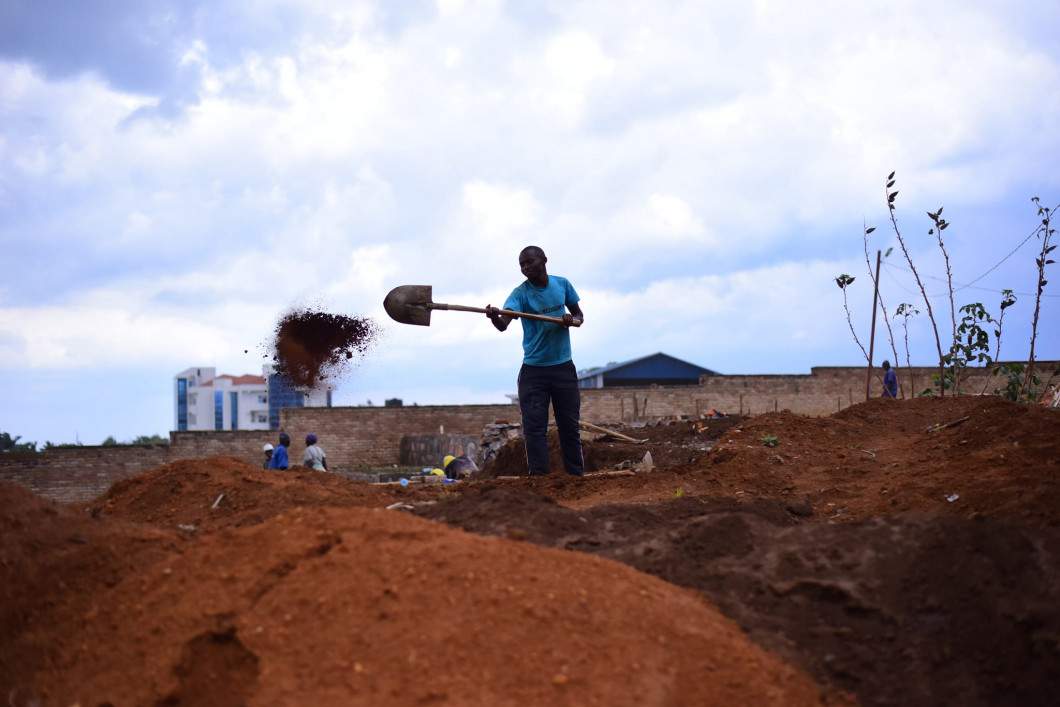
[2,0,1059,444]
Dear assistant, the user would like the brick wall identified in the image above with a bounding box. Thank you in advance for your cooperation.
[580,362,1057,421]
[4,361,1053,503]
[0,445,171,503]
[278,404,518,469]
[170,430,276,464]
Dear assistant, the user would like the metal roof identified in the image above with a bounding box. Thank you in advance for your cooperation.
[577,352,718,380]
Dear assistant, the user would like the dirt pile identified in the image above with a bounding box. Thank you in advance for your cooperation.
[418,487,1060,707]
[272,308,377,387]
[0,484,183,695]
[88,456,405,531]
[698,396,1060,525]
[488,398,1059,520]
[480,418,741,477]
[5,488,828,707]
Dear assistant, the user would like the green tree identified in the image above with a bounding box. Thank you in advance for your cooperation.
[131,434,168,446]
[0,431,37,453]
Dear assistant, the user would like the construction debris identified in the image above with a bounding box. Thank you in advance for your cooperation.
[479,421,522,467]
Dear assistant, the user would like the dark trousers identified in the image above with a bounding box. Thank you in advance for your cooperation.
[518,361,583,476]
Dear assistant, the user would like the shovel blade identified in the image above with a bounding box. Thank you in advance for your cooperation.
[383,285,434,326]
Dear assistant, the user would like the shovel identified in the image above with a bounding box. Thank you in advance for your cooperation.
[383,285,582,327]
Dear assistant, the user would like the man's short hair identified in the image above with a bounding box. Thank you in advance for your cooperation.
[520,245,546,259]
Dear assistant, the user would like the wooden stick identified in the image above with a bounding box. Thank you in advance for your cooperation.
[211,493,225,509]
[866,249,881,401]
[494,469,637,480]
[578,421,647,444]
[925,415,970,433]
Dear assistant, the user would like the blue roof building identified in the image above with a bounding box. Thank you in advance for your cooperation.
[577,352,718,389]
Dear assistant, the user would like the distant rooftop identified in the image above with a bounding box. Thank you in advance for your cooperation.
[197,374,267,387]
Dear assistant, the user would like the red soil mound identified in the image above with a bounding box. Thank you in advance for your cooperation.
[507,397,1060,522]
[6,491,827,706]
[0,484,183,695]
[88,456,405,531]
[702,396,1060,525]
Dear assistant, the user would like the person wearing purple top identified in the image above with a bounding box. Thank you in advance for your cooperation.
[882,360,899,398]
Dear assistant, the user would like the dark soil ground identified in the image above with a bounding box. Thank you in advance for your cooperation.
[480,416,743,476]
[3,396,1058,706]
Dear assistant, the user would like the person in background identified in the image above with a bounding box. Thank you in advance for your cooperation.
[262,443,274,469]
[882,360,899,399]
[269,432,290,470]
[443,453,478,480]
[303,433,328,471]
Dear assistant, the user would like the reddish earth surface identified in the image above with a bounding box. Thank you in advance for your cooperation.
[2,485,826,706]
[2,396,1058,706]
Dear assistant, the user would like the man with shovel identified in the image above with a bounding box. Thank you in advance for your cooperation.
[485,246,585,476]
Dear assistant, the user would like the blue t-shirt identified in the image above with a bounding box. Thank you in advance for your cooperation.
[503,275,580,366]
[269,445,289,470]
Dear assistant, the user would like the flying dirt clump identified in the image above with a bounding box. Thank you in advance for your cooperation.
[271,309,378,388]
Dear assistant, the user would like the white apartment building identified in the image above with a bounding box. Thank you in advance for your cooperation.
[174,366,331,432]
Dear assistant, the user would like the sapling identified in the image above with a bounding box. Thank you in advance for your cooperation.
[895,302,919,395]
[982,289,1015,395]
[1024,197,1057,398]
[863,223,904,396]
[928,208,963,392]
[835,274,870,363]
[885,172,947,395]
[948,303,995,389]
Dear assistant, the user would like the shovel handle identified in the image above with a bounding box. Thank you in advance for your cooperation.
[434,302,581,326]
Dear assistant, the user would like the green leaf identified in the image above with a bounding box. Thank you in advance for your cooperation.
[884,247,893,257]
[888,171,896,180]
[866,226,876,234]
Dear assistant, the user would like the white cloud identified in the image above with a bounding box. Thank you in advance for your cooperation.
[1,0,1058,439]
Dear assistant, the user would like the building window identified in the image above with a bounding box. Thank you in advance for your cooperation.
[214,390,223,431]
[230,391,239,430]
[176,378,188,431]
[268,374,304,430]
[258,394,268,404]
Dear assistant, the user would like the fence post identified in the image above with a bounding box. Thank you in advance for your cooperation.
[866,249,882,401]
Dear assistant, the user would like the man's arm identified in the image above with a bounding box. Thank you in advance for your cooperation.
[563,302,584,328]
[485,305,514,332]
